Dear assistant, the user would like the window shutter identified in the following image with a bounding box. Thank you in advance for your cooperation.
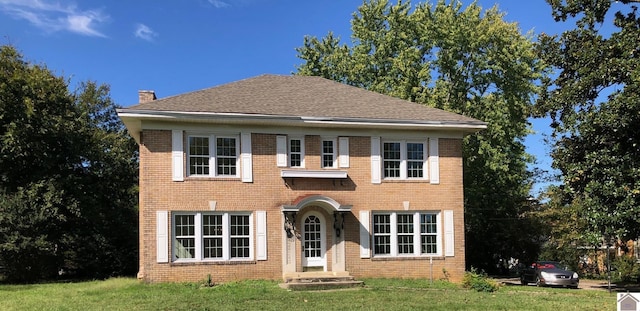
[370,136,381,184]
[338,137,349,168]
[157,211,169,263]
[276,135,287,167]
[172,130,184,181]
[429,138,440,184]
[241,132,253,182]
[444,210,454,257]
[359,211,371,258]
[256,211,267,260]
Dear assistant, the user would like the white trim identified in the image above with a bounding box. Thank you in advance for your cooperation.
[281,170,347,179]
[240,132,253,182]
[338,137,349,168]
[321,137,337,168]
[371,137,381,184]
[256,211,267,260]
[276,135,287,167]
[156,211,169,263]
[444,210,454,257]
[359,211,371,258]
[171,130,184,182]
[186,133,240,178]
[301,211,327,271]
[288,136,305,168]
[429,138,440,184]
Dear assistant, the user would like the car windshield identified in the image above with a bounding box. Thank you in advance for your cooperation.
[535,262,561,269]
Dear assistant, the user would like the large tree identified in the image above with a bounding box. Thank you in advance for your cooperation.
[536,0,640,243]
[296,0,546,272]
[0,45,138,282]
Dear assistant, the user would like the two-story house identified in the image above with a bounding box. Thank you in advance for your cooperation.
[117,74,486,283]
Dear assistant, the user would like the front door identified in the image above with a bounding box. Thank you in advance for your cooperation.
[302,213,326,270]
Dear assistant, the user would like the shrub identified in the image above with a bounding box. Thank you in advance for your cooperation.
[462,268,500,292]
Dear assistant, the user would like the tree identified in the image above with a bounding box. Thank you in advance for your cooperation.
[296,0,546,272]
[0,45,138,282]
[536,0,640,242]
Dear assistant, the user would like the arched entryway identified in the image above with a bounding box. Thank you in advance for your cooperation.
[281,195,351,274]
[301,211,326,271]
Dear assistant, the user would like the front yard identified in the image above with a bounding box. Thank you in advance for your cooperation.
[0,277,618,310]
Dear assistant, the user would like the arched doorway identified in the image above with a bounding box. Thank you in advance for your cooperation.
[301,211,326,271]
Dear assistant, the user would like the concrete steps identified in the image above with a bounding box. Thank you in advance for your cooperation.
[279,272,364,291]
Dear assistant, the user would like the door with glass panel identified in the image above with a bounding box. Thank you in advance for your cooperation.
[301,212,326,269]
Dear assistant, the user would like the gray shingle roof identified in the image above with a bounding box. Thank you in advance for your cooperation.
[121,74,485,126]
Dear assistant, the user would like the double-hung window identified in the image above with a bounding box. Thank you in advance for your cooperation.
[288,137,305,168]
[173,212,252,261]
[372,212,441,257]
[321,137,337,168]
[188,134,239,177]
[382,141,425,179]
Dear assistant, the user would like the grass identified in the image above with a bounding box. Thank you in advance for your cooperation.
[0,277,617,311]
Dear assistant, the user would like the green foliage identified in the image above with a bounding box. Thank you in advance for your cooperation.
[612,255,640,283]
[296,0,547,272]
[536,0,640,241]
[0,45,138,282]
[462,268,501,292]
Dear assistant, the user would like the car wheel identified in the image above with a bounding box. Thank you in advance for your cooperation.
[520,276,527,285]
[535,276,542,287]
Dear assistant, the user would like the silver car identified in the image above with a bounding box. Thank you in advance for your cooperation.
[520,261,579,288]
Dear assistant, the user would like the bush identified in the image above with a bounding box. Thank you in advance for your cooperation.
[612,256,640,283]
[462,268,500,292]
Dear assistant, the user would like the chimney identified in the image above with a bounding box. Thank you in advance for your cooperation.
[138,90,156,103]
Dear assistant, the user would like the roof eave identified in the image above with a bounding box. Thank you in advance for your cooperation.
[117,109,487,141]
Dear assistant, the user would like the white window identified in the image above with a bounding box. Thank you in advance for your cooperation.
[382,141,426,179]
[173,212,253,261]
[288,137,305,168]
[372,212,441,257]
[187,134,239,177]
[321,137,337,168]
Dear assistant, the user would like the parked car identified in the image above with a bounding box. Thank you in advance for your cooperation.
[520,261,579,288]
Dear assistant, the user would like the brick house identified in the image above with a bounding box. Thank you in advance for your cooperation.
[117,74,486,283]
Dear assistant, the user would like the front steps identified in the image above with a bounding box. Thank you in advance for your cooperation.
[279,271,364,290]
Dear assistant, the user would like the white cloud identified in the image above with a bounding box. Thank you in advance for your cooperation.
[0,0,108,37]
[134,24,158,42]
[208,0,230,8]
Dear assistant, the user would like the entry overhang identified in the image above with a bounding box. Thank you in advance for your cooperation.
[282,195,352,212]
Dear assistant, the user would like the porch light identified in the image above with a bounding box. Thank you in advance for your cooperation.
[284,211,297,239]
[333,212,345,237]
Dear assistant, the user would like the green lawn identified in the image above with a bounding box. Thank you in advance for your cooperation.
[0,278,616,311]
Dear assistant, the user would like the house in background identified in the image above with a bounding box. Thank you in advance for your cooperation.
[117,74,486,284]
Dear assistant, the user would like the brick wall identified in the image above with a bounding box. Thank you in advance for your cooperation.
[138,130,466,283]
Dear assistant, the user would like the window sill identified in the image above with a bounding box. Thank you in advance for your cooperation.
[370,256,444,261]
[171,260,256,266]
[382,179,430,183]
[185,176,242,181]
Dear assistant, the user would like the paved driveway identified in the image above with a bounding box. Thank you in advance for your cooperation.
[496,277,640,292]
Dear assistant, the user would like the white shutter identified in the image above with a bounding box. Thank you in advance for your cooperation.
[172,130,184,181]
[359,211,371,258]
[256,211,267,260]
[157,211,169,263]
[444,210,454,257]
[276,135,287,167]
[241,132,253,182]
[429,138,440,184]
[370,136,381,184]
[338,137,349,168]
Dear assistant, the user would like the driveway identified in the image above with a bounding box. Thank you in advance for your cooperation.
[496,277,640,292]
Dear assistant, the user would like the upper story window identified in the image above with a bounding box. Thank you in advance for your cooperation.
[322,138,337,168]
[382,141,425,179]
[173,212,252,262]
[372,211,440,257]
[289,137,305,168]
[187,134,239,177]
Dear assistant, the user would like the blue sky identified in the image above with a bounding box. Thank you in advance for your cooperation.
[0,0,606,193]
